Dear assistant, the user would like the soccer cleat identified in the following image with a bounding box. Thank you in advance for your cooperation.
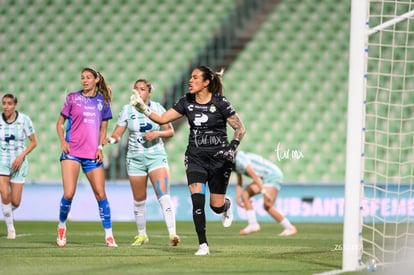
[131,235,149,246]
[278,226,297,237]
[169,234,180,246]
[7,230,16,239]
[106,236,118,247]
[56,227,67,247]
[221,196,233,228]
[194,243,210,256]
[240,223,261,235]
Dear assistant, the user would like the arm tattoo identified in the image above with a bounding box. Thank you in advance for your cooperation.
[227,114,246,141]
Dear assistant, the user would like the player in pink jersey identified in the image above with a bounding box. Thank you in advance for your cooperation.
[55,67,117,247]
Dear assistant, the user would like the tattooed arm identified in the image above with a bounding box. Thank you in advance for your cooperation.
[214,113,246,162]
[227,113,246,143]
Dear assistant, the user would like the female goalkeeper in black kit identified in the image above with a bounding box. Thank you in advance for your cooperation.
[130,65,246,255]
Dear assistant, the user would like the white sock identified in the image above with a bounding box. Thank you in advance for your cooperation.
[280,218,293,229]
[134,200,146,236]
[159,195,176,236]
[58,222,66,229]
[2,203,15,231]
[105,228,113,238]
[246,209,258,225]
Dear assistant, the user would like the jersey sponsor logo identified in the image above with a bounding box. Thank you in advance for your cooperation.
[83,111,96,117]
[137,136,146,144]
[189,104,210,112]
[137,123,153,144]
[226,105,235,113]
[4,134,15,143]
[139,123,152,132]
[193,113,208,126]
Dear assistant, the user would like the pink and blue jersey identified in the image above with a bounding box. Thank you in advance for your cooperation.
[60,91,112,159]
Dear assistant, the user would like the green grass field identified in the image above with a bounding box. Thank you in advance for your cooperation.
[0,221,367,275]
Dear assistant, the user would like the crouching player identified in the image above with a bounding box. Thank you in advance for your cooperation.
[233,151,297,236]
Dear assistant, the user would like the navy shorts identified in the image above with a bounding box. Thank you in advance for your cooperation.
[60,153,104,173]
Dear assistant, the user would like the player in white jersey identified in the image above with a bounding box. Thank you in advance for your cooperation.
[107,79,179,247]
[0,94,37,239]
[233,151,297,236]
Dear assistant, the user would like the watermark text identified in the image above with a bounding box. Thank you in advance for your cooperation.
[275,142,304,161]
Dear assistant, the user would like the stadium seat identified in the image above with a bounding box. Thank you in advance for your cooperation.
[0,0,238,182]
[0,0,353,184]
[198,0,352,183]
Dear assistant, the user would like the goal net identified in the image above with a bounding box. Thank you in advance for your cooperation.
[363,0,414,270]
[344,0,414,272]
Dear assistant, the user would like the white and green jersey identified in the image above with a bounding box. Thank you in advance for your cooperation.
[234,151,283,187]
[0,111,35,164]
[117,102,167,157]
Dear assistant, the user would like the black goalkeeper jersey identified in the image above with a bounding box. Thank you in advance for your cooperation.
[173,93,236,149]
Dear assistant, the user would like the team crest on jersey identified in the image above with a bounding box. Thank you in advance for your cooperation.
[194,113,208,126]
[98,102,103,111]
[209,104,216,113]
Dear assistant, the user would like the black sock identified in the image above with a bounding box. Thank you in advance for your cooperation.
[191,193,207,245]
[210,197,230,214]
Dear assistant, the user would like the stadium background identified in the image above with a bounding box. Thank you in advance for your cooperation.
[0,0,352,222]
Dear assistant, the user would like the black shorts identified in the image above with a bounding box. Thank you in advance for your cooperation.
[184,146,232,195]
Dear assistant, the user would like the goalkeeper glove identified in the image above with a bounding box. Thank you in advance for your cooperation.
[214,139,240,163]
[130,89,152,116]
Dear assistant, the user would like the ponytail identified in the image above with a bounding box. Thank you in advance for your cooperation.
[196,65,225,95]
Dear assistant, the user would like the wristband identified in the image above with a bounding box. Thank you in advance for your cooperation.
[98,145,104,150]
[229,139,240,151]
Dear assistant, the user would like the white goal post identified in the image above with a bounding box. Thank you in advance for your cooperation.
[343,0,414,272]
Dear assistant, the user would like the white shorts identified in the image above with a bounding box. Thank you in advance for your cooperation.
[0,159,28,184]
[262,172,282,191]
[126,151,169,176]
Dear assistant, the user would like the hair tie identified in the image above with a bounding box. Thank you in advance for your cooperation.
[216,68,224,78]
